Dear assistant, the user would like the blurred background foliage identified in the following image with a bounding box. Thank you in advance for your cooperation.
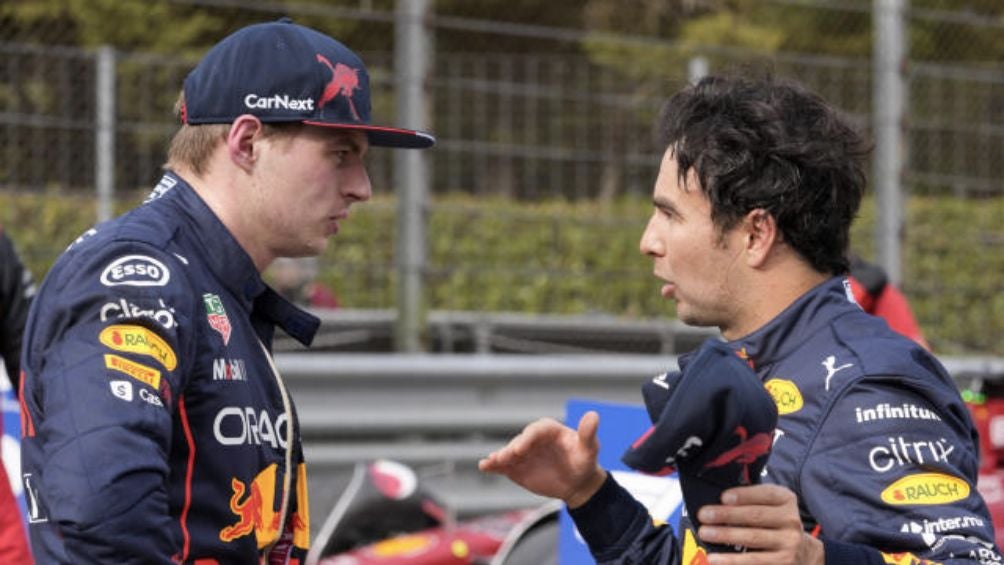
[1,0,1002,355]
[2,190,1001,355]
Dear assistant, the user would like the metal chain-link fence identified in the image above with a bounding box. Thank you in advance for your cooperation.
[0,0,1001,354]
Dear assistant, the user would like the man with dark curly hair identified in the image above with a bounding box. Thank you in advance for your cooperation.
[481,74,1000,564]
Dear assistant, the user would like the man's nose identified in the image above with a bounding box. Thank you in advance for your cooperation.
[639,214,662,256]
[346,165,372,202]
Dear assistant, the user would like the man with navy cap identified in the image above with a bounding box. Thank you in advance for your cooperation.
[481,74,999,564]
[19,19,432,563]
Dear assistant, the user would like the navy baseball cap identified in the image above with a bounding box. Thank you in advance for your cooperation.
[622,338,778,553]
[181,19,435,149]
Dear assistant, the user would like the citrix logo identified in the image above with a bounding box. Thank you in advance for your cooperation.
[869,436,954,472]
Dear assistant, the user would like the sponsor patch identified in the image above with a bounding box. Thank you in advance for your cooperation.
[213,358,247,382]
[856,402,942,424]
[881,473,970,506]
[139,387,164,407]
[99,324,177,371]
[100,255,171,287]
[144,174,177,203]
[821,355,853,391]
[109,379,134,402]
[765,379,803,415]
[220,463,281,545]
[104,354,161,390]
[901,515,986,547]
[244,93,315,111]
[213,406,288,449]
[100,297,177,329]
[869,436,955,473]
[203,293,232,345]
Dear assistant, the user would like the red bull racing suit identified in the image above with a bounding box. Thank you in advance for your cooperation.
[570,278,1002,564]
[19,172,319,564]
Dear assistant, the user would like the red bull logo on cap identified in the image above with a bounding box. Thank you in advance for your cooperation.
[316,53,361,121]
[702,425,773,485]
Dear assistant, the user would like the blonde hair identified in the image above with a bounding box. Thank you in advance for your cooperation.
[164,92,228,175]
[163,91,305,175]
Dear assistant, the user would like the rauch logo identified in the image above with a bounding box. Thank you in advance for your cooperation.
[765,379,803,415]
[880,472,970,505]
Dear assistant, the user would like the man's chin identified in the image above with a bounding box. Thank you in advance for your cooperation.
[677,310,716,329]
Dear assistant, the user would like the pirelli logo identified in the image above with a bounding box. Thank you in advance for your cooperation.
[880,472,970,506]
[105,354,161,390]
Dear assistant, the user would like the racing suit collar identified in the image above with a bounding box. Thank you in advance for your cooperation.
[727,277,857,372]
[158,171,320,347]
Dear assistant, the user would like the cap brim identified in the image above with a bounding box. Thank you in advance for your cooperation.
[303,121,435,149]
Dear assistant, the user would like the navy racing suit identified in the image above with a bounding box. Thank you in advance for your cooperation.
[570,278,1002,565]
[19,171,320,564]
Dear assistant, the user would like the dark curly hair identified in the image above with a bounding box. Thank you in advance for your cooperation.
[659,73,869,275]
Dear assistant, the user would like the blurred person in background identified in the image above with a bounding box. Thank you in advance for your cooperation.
[481,74,999,564]
[849,254,930,349]
[0,227,34,563]
[268,256,340,309]
[18,19,432,564]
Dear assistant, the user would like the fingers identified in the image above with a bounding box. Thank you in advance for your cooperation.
[697,487,800,532]
[718,484,796,506]
[696,484,808,561]
[699,522,803,552]
[576,411,600,451]
[478,417,565,473]
[477,451,503,472]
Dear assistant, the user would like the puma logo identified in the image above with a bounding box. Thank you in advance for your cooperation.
[822,355,853,391]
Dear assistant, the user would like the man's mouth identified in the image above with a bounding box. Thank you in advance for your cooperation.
[660,282,676,299]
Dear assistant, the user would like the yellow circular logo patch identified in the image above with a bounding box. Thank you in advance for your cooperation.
[765,379,803,415]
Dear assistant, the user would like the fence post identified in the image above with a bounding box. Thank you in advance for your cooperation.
[872,0,907,284]
[394,0,432,352]
[95,45,116,223]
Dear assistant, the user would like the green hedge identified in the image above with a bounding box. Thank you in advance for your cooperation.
[2,190,1001,355]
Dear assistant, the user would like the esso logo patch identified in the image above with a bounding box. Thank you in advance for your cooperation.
[100,255,170,287]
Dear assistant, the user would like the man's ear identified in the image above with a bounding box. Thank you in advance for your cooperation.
[226,115,264,173]
[743,208,780,267]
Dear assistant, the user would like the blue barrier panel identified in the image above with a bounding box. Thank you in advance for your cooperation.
[559,398,683,564]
